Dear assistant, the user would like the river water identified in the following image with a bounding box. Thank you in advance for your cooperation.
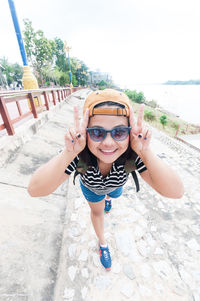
[130,84,200,125]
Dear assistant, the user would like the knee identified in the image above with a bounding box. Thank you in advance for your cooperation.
[90,206,104,217]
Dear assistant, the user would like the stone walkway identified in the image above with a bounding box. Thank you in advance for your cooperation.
[0,89,200,301]
[180,134,200,150]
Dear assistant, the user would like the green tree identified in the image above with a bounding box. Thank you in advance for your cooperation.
[70,58,81,86]
[124,89,145,103]
[59,73,69,86]
[144,110,156,121]
[53,67,64,85]
[0,57,13,85]
[53,40,88,86]
[22,19,92,87]
[98,80,108,86]
[12,63,23,83]
[96,80,109,90]
[0,57,23,86]
[54,37,68,72]
[160,115,167,128]
[23,19,56,84]
[76,60,89,86]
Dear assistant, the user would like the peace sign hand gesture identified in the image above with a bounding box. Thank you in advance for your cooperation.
[64,106,89,155]
[129,104,152,155]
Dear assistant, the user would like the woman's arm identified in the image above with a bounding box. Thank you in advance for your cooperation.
[28,107,89,197]
[129,105,184,199]
[139,148,184,198]
[27,149,77,197]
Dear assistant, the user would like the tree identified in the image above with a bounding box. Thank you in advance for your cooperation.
[59,73,68,86]
[49,39,88,86]
[22,19,94,87]
[98,80,108,87]
[54,37,68,72]
[72,59,89,86]
[0,57,23,86]
[144,110,156,121]
[124,89,145,103]
[23,19,56,84]
[0,57,12,85]
[160,115,167,128]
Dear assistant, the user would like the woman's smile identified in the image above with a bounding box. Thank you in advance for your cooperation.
[87,114,129,164]
[99,148,118,155]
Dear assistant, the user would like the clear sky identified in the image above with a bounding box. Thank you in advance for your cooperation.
[1,0,200,87]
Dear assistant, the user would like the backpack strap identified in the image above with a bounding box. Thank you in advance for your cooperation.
[73,156,88,185]
[73,170,80,185]
[131,171,140,192]
[117,148,140,192]
[72,147,96,185]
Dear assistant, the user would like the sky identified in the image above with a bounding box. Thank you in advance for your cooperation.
[1,0,200,87]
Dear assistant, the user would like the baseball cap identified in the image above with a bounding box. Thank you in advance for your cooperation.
[83,89,131,117]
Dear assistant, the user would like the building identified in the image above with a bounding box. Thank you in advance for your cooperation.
[89,70,112,85]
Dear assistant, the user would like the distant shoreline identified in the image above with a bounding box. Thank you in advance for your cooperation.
[163,80,200,85]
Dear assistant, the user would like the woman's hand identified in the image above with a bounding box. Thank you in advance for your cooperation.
[64,106,89,154]
[129,104,152,155]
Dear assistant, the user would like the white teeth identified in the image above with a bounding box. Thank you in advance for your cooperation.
[101,150,115,153]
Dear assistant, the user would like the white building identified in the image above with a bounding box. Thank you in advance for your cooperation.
[89,70,112,85]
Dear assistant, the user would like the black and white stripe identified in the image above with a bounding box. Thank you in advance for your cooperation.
[135,156,147,173]
[65,156,79,174]
[65,155,147,195]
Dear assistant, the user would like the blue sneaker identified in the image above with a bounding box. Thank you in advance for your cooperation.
[104,199,112,213]
[99,245,112,270]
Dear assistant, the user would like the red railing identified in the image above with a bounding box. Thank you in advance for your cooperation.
[0,87,81,136]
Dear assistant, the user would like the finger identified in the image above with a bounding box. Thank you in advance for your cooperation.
[130,132,137,141]
[145,129,152,140]
[129,106,135,127]
[143,127,149,140]
[138,125,148,139]
[74,106,80,132]
[137,104,145,131]
[64,132,74,151]
[69,127,77,141]
[143,130,152,148]
[129,106,138,135]
[81,108,89,133]
[130,129,138,141]
[148,130,152,140]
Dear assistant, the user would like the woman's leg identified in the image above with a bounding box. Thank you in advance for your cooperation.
[79,181,106,244]
[88,200,112,270]
[79,182,111,269]
[87,199,106,245]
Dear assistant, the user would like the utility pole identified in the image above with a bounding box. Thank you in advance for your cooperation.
[8,0,41,106]
[64,41,73,93]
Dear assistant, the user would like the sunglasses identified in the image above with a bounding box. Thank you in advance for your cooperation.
[86,126,131,142]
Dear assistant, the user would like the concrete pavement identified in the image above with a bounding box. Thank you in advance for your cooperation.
[0,89,90,301]
[0,89,200,301]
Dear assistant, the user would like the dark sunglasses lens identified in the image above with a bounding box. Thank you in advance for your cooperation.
[89,128,106,141]
[112,128,129,140]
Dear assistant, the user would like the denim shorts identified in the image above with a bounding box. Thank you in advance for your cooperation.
[80,180,123,203]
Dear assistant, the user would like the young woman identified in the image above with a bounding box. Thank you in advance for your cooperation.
[28,89,184,270]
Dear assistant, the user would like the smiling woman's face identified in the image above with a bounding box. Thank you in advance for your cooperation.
[87,110,129,165]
